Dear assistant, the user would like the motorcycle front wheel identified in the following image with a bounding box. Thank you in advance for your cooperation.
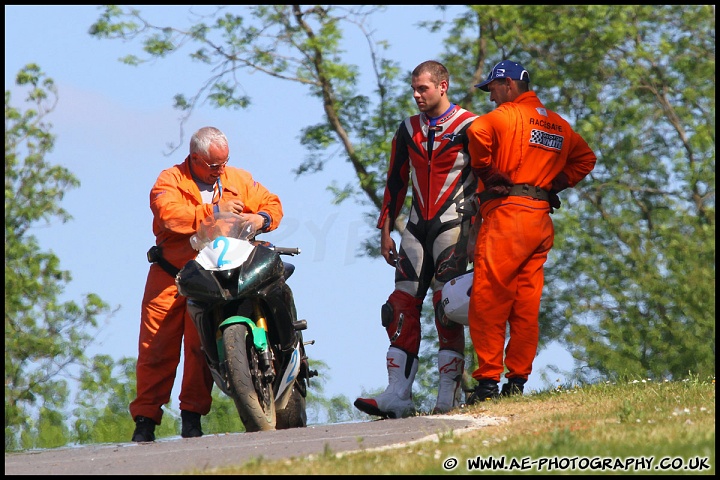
[223,323,276,432]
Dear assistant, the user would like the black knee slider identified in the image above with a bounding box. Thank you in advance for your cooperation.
[381,301,394,328]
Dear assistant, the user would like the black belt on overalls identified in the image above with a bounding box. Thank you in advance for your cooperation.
[147,245,180,277]
[477,183,550,206]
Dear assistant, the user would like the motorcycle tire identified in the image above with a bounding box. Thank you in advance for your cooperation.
[223,323,276,432]
[276,382,307,430]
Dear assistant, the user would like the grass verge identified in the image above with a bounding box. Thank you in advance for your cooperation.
[202,375,715,475]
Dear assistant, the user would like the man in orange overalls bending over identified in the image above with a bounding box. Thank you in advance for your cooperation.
[465,60,597,402]
[130,126,283,441]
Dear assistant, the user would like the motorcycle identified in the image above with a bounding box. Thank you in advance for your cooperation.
[175,212,317,432]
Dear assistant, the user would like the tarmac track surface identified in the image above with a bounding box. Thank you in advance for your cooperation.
[5,413,505,475]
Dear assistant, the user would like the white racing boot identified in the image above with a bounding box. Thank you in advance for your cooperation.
[433,350,465,414]
[354,346,418,419]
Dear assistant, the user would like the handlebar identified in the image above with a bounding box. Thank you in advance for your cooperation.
[273,246,301,256]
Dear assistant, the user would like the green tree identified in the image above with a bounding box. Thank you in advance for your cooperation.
[439,5,715,383]
[72,355,139,444]
[546,5,715,383]
[88,5,714,398]
[5,64,116,451]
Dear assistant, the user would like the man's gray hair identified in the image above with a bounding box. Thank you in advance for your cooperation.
[190,126,228,155]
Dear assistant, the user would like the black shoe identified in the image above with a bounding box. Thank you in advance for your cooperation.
[466,380,499,405]
[501,378,526,397]
[181,410,203,438]
[131,416,156,442]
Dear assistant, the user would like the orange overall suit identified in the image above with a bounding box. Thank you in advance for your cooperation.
[129,157,283,425]
[466,91,596,386]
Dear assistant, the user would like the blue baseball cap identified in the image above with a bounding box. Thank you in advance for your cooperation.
[475,60,530,92]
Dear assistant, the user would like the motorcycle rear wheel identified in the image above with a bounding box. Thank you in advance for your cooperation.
[276,382,307,430]
[223,323,276,432]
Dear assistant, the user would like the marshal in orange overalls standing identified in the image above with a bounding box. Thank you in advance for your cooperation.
[129,126,283,442]
[465,61,597,402]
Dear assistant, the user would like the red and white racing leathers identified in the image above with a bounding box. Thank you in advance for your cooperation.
[377,104,478,356]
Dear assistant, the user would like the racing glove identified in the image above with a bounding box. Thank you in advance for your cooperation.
[548,192,561,213]
[474,165,514,196]
[549,171,569,213]
[550,171,570,193]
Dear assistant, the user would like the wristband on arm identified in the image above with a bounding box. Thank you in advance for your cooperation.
[258,212,271,231]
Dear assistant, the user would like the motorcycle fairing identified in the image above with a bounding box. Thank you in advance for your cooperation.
[236,246,285,295]
[176,260,232,302]
[274,343,301,410]
[196,235,254,271]
[176,246,285,303]
[257,280,298,351]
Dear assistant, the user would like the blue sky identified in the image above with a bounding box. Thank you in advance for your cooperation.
[5,5,572,415]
